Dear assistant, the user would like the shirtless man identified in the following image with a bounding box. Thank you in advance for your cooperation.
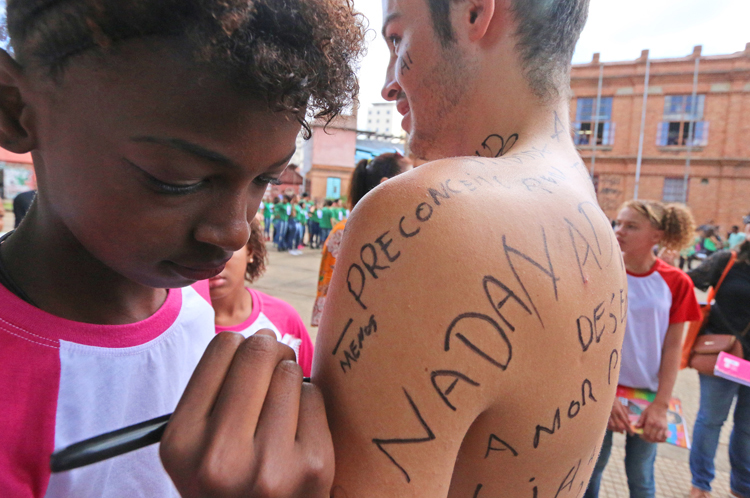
[162,0,627,496]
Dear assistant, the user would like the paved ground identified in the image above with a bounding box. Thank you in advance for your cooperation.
[256,244,740,498]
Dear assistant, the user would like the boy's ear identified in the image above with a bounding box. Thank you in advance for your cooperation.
[459,0,497,42]
[0,50,36,154]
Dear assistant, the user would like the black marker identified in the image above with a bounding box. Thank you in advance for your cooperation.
[51,377,312,472]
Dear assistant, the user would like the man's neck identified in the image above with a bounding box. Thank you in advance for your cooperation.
[419,74,577,163]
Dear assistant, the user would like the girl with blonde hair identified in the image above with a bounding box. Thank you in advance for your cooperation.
[586,200,701,498]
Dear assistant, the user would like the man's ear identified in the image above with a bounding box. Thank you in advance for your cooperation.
[0,50,36,154]
[459,0,497,42]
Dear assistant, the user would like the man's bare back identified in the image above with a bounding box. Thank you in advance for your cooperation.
[313,133,626,497]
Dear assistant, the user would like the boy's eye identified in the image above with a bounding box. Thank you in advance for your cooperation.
[388,35,401,49]
[126,158,206,196]
[253,175,282,187]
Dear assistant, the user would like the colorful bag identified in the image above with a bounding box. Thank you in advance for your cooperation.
[681,251,740,375]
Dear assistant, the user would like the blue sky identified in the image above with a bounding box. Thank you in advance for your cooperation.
[353,0,749,129]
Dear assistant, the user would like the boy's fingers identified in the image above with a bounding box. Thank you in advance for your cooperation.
[296,383,335,488]
[208,335,296,450]
[170,332,245,428]
[256,360,303,448]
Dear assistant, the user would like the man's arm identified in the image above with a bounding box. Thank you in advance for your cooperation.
[635,322,684,443]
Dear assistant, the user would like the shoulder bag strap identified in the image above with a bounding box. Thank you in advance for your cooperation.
[708,251,737,301]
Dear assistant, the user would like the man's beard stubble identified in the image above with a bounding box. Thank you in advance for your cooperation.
[409,43,472,161]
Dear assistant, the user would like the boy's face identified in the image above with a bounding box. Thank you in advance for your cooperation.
[381,0,470,159]
[27,39,300,288]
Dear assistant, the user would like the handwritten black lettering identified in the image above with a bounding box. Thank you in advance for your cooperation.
[347,264,367,310]
[428,183,451,206]
[375,231,401,263]
[475,133,518,158]
[492,176,512,189]
[581,379,597,405]
[372,388,436,483]
[445,179,462,195]
[399,216,420,238]
[339,315,378,373]
[360,243,390,279]
[416,202,433,222]
[485,434,518,458]
[539,166,567,185]
[460,179,477,192]
[431,370,480,411]
[473,484,483,498]
[565,218,602,284]
[593,301,605,343]
[577,315,593,352]
[608,349,619,385]
[568,399,581,418]
[340,348,359,373]
[554,460,582,498]
[332,318,353,355]
[534,408,561,449]
[473,175,493,187]
[502,228,559,328]
[400,52,412,75]
[578,201,616,268]
[522,177,553,194]
[445,312,512,370]
[483,275,532,332]
[551,111,566,142]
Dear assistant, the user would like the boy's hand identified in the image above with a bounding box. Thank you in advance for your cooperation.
[160,332,334,498]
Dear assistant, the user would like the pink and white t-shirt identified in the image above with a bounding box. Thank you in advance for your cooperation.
[214,288,313,377]
[619,258,701,392]
[0,282,216,498]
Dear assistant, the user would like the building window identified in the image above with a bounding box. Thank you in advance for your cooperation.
[573,97,615,146]
[662,177,688,203]
[656,95,708,147]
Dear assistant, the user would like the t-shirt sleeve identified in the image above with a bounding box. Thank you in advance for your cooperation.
[664,268,702,324]
[295,323,314,378]
[258,292,315,377]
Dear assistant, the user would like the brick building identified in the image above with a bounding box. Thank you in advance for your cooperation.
[570,44,750,231]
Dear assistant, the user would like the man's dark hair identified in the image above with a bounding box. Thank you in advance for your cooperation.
[425,0,589,101]
[5,0,366,136]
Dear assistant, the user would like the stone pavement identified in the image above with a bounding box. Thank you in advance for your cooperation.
[255,244,740,498]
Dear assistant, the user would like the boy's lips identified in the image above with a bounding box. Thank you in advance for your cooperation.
[208,275,227,289]
[168,258,230,281]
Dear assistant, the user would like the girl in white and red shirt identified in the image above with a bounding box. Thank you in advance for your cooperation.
[585,200,701,498]
[209,219,313,376]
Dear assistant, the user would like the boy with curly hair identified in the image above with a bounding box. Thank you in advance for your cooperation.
[0,0,363,496]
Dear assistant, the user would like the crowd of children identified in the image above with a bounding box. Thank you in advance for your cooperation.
[259,194,350,254]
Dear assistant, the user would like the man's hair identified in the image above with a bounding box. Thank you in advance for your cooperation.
[5,0,366,136]
[425,0,589,101]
